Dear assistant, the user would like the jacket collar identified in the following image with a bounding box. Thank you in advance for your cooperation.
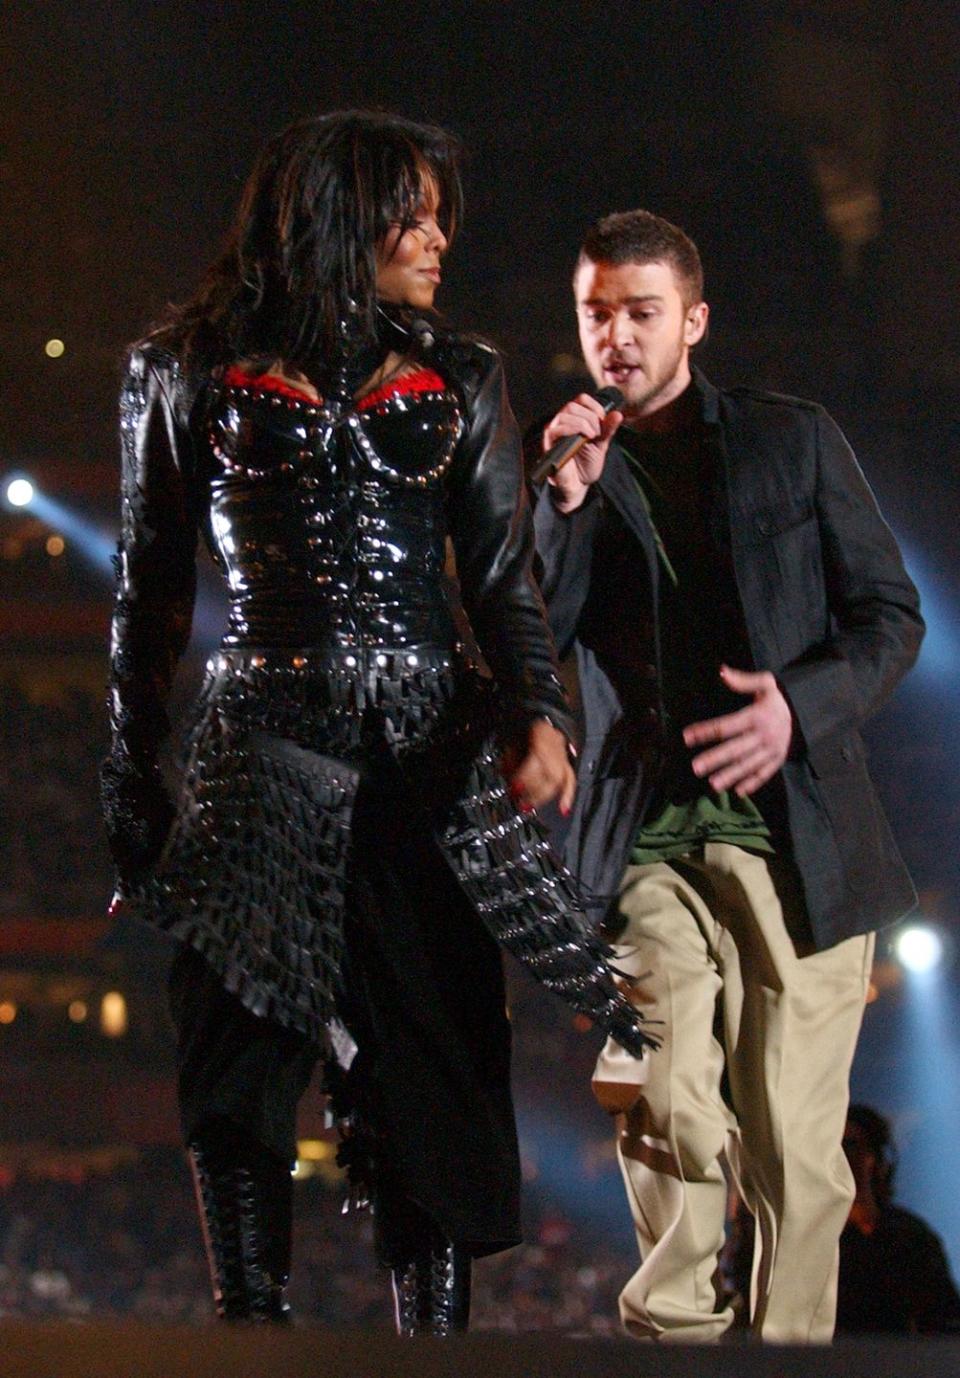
[691,364,721,427]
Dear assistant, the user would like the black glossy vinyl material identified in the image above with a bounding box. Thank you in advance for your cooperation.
[392,1241,472,1337]
[104,335,658,1059]
[203,377,464,651]
[187,1127,293,1323]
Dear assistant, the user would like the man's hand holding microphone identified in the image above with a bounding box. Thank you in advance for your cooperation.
[531,387,624,512]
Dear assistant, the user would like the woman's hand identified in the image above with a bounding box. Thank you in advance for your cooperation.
[502,718,577,816]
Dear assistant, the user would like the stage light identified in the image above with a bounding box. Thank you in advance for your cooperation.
[6,477,34,508]
[68,1000,88,1023]
[44,338,66,358]
[895,924,944,974]
[100,991,128,1037]
[0,1001,17,1025]
[1,475,116,571]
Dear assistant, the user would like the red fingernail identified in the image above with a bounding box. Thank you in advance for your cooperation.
[560,804,571,817]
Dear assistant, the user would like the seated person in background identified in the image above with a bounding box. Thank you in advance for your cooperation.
[836,1104,960,1335]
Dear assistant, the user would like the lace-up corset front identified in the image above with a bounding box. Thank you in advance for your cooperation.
[201,367,465,650]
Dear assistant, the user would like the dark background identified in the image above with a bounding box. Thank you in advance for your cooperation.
[2,0,959,1316]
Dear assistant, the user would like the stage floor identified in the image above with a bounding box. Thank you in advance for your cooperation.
[1,1321,958,1378]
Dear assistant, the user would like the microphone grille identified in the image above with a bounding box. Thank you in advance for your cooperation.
[595,386,624,411]
[410,317,435,350]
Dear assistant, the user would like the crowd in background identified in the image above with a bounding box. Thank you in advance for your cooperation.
[0,681,111,919]
[0,1156,628,1333]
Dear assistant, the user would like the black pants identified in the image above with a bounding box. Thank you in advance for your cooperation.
[169,748,521,1262]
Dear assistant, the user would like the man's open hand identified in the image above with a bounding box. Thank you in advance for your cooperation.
[682,665,793,796]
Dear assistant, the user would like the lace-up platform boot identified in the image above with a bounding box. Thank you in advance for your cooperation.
[392,1235,472,1336]
[188,1125,293,1322]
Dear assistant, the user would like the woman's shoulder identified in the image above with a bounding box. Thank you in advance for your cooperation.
[430,325,504,396]
[121,334,207,427]
[124,325,198,385]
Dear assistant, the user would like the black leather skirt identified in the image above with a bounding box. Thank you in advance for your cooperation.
[139,644,655,1059]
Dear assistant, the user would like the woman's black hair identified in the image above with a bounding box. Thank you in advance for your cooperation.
[151,110,462,376]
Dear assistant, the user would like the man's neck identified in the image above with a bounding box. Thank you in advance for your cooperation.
[625,378,699,436]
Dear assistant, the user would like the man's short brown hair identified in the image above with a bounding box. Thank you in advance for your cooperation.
[578,210,704,306]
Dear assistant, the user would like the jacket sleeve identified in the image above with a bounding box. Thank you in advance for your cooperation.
[528,468,602,662]
[100,345,198,885]
[776,407,924,757]
[446,346,575,743]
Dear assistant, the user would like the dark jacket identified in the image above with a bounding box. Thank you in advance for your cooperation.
[532,368,924,950]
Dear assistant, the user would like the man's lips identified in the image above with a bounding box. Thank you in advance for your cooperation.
[419,268,441,282]
[603,361,640,378]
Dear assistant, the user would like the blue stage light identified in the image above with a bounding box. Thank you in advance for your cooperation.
[901,544,960,680]
[895,924,945,975]
[5,476,35,508]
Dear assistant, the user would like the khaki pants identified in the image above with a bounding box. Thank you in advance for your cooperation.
[593,843,874,1343]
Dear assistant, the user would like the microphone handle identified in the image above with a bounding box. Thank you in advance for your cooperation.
[529,386,623,486]
[529,432,591,485]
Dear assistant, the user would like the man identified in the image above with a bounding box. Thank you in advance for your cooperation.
[837,1105,960,1334]
[530,210,923,1343]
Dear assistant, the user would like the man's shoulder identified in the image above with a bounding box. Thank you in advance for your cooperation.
[879,1204,945,1245]
[706,379,830,460]
[720,381,825,420]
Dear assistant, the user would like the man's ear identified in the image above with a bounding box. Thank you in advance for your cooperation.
[685,301,709,347]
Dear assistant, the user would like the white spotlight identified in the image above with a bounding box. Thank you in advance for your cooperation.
[896,925,944,975]
[6,478,35,508]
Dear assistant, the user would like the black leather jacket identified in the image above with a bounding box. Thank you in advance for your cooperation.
[103,331,573,880]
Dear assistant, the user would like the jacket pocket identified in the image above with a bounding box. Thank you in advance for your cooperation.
[752,497,815,538]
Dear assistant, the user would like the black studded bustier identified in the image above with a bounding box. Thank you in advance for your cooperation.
[201,368,464,652]
[104,332,576,877]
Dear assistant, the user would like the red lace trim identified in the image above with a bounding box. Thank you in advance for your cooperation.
[356,368,447,411]
[222,366,319,403]
[222,365,447,409]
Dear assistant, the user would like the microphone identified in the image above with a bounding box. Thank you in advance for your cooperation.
[376,302,435,351]
[529,386,624,484]
[409,316,436,350]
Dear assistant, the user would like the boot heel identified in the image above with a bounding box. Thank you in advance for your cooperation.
[188,1125,293,1323]
[392,1237,471,1336]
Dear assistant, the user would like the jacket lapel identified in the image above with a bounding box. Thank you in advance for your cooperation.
[599,442,660,602]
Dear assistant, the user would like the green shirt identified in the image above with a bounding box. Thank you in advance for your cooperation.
[619,416,774,865]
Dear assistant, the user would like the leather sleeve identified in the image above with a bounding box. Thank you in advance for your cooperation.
[776,406,924,760]
[101,345,198,883]
[446,345,575,744]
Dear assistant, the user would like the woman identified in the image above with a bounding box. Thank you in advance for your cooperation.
[101,111,654,1333]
